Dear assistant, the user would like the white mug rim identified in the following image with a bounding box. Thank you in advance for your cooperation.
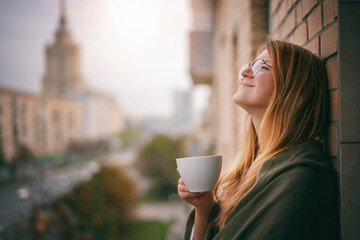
[176,154,222,161]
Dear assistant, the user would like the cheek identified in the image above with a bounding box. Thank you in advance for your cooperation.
[262,81,274,99]
[257,76,274,104]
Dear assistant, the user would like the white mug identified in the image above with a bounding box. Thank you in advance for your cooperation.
[176,155,222,192]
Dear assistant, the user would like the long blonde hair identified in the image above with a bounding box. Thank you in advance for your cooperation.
[213,38,329,227]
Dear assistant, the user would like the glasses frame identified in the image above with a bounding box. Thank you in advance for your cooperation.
[238,58,272,81]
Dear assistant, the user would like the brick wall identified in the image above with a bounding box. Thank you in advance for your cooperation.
[212,0,268,170]
[270,0,339,168]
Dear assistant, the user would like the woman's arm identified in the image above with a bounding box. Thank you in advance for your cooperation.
[178,178,214,240]
[193,206,212,239]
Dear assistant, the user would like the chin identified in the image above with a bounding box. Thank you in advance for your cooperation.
[233,93,254,112]
[233,93,244,107]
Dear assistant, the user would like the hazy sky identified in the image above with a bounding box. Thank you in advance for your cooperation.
[0,0,210,119]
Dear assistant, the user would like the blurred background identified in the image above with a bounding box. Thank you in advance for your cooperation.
[0,0,211,239]
[0,0,357,239]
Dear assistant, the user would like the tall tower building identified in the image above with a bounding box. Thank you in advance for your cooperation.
[173,89,193,135]
[42,0,85,97]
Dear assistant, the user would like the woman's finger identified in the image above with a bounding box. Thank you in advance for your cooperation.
[179,191,203,200]
[177,178,189,191]
[178,183,190,192]
[178,178,185,184]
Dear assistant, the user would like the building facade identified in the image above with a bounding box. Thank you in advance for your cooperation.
[0,0,124,162]
[41,0,123,143]
[67,89,123,142]
[0,88,80,161]
[172,89,193,135]
[190,0,360,238]
[42,0,123,143]
[41,0,85,97]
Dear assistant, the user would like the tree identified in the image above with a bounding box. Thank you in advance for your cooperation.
[135,135,186,198]
[5,166,138,240]
[61,165,138,237]
[13,144,36,165]
[8,144,36,180]
[0,138,6,167]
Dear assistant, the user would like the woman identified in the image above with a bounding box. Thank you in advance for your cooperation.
[177,38,339,240]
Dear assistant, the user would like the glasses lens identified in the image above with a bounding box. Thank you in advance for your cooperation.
[252,59,262,76]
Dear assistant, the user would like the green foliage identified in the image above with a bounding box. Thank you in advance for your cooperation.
[0,138,6,167]
[59,165,138,238]
[135,135,186,198]
[5,165,172,240]
[118,220,171,240]
[36,152,63,165]
[118,127,141,149]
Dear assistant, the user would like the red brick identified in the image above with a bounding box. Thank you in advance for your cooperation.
[330,90,339,121]
[327,126,337,157]
[296,1,303,24]
[285,0,296,12]
[271,28,282,39]
[272,11,282,32]
[320,22,338,58]
[293,22,307,46]
[277,1,288,25]
[301,0,317,18]
[307,5,322,39]
[323,0,338,27]
[304,35,319,56]
[270,0,282,14]
[326,59,339,90]
[287,33,295,43]
[280,8,296,38]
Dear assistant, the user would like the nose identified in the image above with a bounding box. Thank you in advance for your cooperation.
[241,66,253,79]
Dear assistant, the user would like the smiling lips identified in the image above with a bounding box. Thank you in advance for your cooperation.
[241,81,255,87]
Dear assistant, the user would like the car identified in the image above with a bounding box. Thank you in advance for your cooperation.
[17,186,30,200]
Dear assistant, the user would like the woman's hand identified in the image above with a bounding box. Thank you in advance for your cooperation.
[177,169,214,239]
[177,177,214,215]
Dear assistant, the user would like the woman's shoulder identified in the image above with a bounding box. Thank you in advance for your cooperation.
[222,141,339,240]
[258,140,336,182]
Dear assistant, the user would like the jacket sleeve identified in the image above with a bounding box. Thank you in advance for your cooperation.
[184,208,195,240]
[184,202,221,240]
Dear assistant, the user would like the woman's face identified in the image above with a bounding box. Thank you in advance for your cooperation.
[233,50,274,116]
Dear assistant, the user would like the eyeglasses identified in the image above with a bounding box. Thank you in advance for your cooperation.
[238,59,272,80]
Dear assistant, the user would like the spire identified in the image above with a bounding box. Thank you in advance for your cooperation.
[59,0,67,25]
[55,0,72,44]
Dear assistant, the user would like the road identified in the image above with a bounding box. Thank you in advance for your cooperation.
[0,148,191,240]
[0,157,101,232]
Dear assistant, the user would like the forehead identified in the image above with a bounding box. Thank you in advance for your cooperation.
[256,50,270,61]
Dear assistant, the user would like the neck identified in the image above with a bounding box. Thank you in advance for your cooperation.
[248,109,266,136]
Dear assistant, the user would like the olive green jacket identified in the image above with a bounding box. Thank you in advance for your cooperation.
[185,140,339,240]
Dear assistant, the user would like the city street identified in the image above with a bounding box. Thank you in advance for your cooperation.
[0,156,102,232]
[0,148,190,239]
